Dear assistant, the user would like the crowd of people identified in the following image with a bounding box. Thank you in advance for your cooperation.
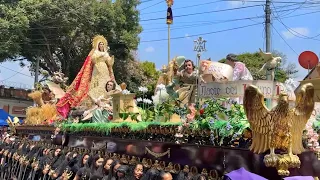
[0,136,209,180]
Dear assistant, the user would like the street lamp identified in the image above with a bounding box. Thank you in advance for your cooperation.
[193,37,207,104]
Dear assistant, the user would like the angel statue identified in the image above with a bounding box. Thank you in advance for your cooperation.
[56,35,119,118]
[243,83,315,176]
[258,48,282,81]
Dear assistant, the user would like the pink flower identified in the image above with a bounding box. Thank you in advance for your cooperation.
[186,103,197,122]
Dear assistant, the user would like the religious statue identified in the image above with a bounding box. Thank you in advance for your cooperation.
[154,56,235,107]
[243,83,315,176]
[258,48,282,81]
[172,58,198,107]
[56,35,118,118]
[225,53,253,81]
[82,80,120,122]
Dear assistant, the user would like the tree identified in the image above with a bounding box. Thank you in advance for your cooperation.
[219,51,298,82]
[0,0,142,87]
[139,61,160,96]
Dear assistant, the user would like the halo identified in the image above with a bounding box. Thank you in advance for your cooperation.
[92,35,108,50]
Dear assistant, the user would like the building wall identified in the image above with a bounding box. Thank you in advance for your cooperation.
[0,86,33,118]
[0,98,33,118]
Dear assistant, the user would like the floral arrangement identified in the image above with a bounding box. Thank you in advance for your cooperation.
[304,118,320,151]
[58,83,250,147]
[175,98,249,146]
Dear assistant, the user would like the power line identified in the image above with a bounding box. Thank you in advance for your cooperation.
[0,66,27,81]
[272,2,320,41]
[140,0,158,3]
[1,8,319,45]
[141,6,319,32]
[224,0,320,4]
[141,22,262,42]
[139,0,163,11]
[0,64,33,79]
[140,0,320,15]
[140,4,263,21]
[141,0,224,15]
[0,4,313,32]
[271,24,299,55]
[142,16,264,33]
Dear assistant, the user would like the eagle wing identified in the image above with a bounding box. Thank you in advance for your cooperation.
[291,83,315,154]
[243,85,272,154]
[46,81,66,99]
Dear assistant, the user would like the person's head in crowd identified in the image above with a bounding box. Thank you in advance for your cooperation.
[133,163,144,179]
[141,168,159,180]
[104,158,113,174]
[159,171,173,180]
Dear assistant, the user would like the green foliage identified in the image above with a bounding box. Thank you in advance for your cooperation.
[138,108,155,122]
[189,98,249,146]
[0,0,143,88]
[314,115,320,132]
[62,122,181,134]
[133,61,160,97]
[154,98,177,121]
[219,51,297,82]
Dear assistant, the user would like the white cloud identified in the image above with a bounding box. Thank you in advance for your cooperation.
[228,1,243,8]
[185,33,190,39]
[282,27,310,39]
[145,46,155,53]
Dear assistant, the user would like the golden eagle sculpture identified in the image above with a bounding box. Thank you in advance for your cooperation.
[243,83,314,176]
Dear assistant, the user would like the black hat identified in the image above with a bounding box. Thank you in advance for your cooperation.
[226,54,238,62]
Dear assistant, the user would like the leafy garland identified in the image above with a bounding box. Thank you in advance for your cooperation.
[62,121,181,134]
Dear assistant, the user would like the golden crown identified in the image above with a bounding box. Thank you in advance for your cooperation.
[92,35,108,50]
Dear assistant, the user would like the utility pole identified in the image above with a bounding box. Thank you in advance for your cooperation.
[265,0,271,53]
[193,37,207,104]
[265,0,272,108]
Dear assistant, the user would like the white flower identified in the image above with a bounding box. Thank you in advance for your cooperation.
[136,98,143,102]
[284,78,298,91]
[138,86,148,93]
[143,98,152,104]
[156,84,166,90]
[122,89,131,94]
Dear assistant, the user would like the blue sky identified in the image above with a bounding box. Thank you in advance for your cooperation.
[1,0,319,88]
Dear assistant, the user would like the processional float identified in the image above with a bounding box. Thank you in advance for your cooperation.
[9,36,320,179]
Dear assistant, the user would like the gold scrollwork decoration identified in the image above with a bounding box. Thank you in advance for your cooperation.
[145,146,170,159]
[315,151,320,160]
[208,169,219,180]
[173,164,181,173]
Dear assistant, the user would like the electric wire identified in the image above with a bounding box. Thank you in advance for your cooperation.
[140,4,263,21]
[141,0,224,15]
[0,65,33,79]
[140,22,262,42]
[1,9,319,45]
[270,24,299,55]
[272,2,320,41]
[139,0,163,11]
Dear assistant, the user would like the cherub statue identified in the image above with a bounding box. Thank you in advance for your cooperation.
[25,87,58,125]
[6,117,20,134]
[258,48,282,81]
[243,83,314,176]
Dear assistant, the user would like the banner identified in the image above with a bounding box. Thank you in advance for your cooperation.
[198,80,295,101]
[166,7,173,24]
